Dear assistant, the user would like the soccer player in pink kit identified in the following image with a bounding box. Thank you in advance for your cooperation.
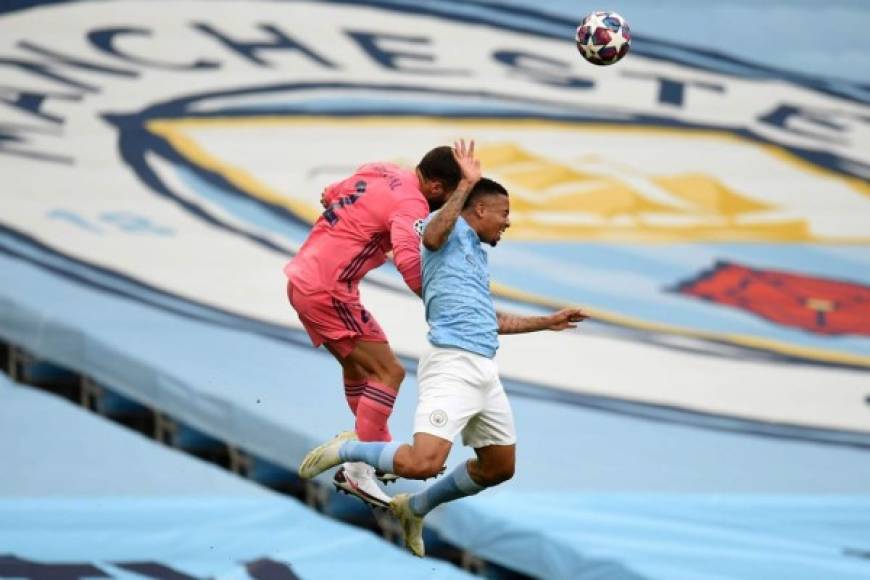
[284,143,477,507]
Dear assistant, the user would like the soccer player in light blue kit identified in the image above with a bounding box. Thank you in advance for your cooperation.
[300,141,588,556]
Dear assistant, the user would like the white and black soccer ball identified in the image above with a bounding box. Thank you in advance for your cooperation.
[576,11,631,66]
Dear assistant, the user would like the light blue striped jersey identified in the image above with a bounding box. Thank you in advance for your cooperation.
[421,214,498,358]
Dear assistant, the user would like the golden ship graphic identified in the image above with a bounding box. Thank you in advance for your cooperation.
[145,116,870,245]
[479,142,810,243]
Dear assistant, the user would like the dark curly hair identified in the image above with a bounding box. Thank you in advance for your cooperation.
[416,146,462,192]
[463,177,508,210]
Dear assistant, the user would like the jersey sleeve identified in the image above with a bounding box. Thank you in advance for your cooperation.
[321,180,345,207]
[388,199,428,294]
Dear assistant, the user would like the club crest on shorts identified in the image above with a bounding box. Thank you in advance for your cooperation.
[429,409,448,428]
[414,219,425,238]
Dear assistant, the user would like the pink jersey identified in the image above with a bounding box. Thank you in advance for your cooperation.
[284,162,428,298]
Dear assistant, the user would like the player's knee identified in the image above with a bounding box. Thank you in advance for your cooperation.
[380,358,405,389]
[479,462,515,486]
[493,462,515,485]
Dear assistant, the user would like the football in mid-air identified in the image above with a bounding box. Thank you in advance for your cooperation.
[576,11,631,66]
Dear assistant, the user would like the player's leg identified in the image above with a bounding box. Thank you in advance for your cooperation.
[319,293,404,442]
[323,343,367,417]
[300,345,480,535]
[287,285,396,505]
[299,425,454,482]
[338,339,451,486]
[467,443,516,487]
[353,347,490,556]
[287,283,375,439]
[305,431,455,558]
[392,400,517,528]
[390,380,516,556]
[393,407,516,532]
[287,284,401,405]
[388,443,511,559]
[338,431,452,480]
[387,443,515,555]
[391,359,518,546]
[291,289,403,443]
[322,340,402,507]
[331,339,404,442]
[462,360,517,487]
[321,302,407,504]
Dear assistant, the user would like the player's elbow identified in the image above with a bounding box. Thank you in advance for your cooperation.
[404,278,422,296]
[395,258,422,295]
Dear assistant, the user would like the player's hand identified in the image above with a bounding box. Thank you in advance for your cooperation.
[452,139,481,187]
[547,307,589,331]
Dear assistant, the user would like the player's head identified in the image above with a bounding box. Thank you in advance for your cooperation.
[416,146,462,211]
[462,177,510,247]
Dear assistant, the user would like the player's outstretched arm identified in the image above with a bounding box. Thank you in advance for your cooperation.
[496,307,588,334]
[422,139,481,251]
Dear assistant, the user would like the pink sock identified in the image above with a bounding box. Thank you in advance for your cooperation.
[344,380,366,416]
[356,382,396,442]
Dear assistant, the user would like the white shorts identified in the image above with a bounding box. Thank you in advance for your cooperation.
[414,345,516,448]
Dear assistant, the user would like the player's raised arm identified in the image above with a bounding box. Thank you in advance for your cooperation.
[422,139,481,251]
[496,307,589,335]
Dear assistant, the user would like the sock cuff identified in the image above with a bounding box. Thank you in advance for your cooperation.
[338,440,358,462]
[376,442,402,473]
[344,380,367,396]
[454,461,487,494]
[361,382,397,406]
[338,440,401,473]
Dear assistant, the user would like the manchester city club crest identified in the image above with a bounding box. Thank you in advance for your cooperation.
[1,0,868,442]
[429,409,449,428]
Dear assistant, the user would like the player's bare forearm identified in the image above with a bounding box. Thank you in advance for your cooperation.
[422,139,481,251]
[497,307,589,334]
[422,178,475,251]
[496,312,553,334]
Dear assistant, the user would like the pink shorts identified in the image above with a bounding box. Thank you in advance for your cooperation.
[286,280,388,358]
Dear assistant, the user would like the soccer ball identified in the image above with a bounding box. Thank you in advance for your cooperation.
[576,11,631,66]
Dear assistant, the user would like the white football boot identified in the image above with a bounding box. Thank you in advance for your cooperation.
[333,462,393,509]
[376,464,447,484]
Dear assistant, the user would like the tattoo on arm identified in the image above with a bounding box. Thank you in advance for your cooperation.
[496,312,552,334]
[422,180,475,251]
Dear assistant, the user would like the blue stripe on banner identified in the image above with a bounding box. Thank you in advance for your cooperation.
[3,227,870,449]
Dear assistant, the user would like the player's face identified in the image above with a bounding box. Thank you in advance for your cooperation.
[424,180,448,211]
[479,194,511,247]
[427,192,448,211]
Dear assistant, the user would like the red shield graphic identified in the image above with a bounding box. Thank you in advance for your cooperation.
[676,261,870,336]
